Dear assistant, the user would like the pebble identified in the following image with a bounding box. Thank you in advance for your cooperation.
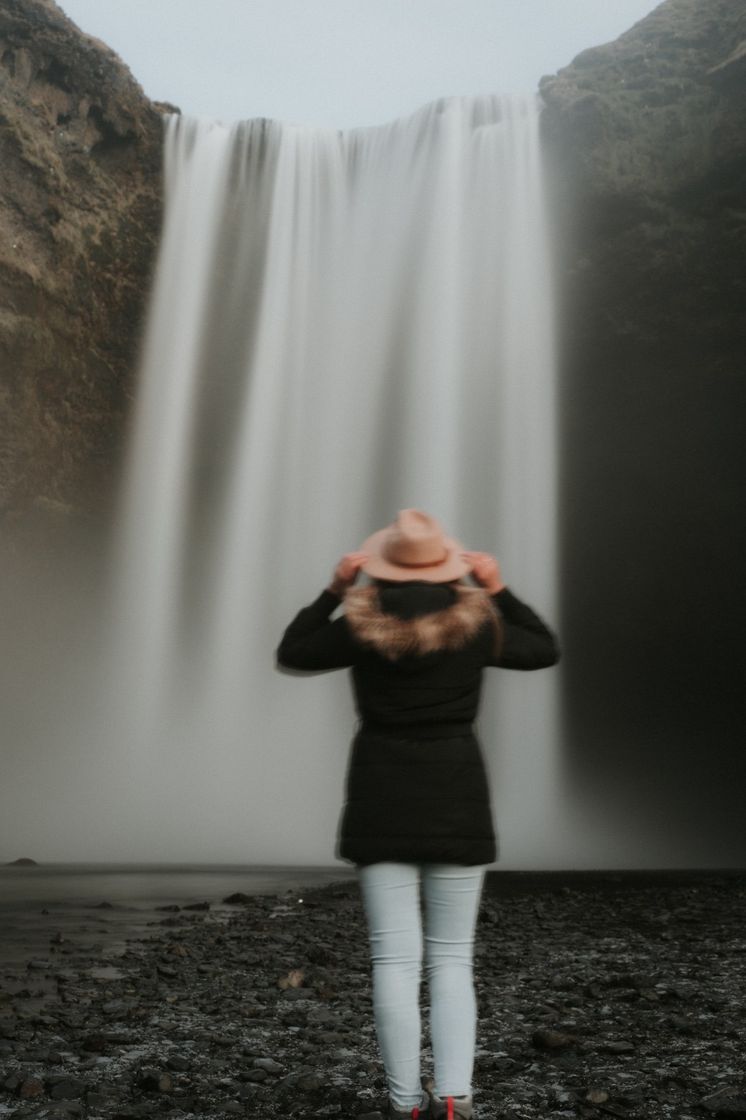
[254,1057,284,1073]
[0,877,744,1118]
[532,1028,578,1049]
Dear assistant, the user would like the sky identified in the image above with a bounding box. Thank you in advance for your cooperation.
[56,0,659,129]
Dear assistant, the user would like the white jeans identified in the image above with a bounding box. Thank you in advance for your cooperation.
[357,861,486,1109]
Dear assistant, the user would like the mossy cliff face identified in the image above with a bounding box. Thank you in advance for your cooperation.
[540,0,746,859]
[540,0,745,341]
[0,0,164,525]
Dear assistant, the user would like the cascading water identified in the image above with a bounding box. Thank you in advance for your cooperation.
[108,94,564,866]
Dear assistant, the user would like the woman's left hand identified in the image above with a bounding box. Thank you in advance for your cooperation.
[461,550,506,594]
[328,551,369,597]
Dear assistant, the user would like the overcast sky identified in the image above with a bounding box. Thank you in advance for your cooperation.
[56,0,658,128]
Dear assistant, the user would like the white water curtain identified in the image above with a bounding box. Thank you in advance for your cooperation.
[108,95,562,865]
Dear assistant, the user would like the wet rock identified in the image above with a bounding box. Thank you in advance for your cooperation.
[296,1070,324,1092]
[245,1067,269,1083]
[700,1089,746,1117]
[532,1027,578,1050]
[46,1075,87,1099]
[79,1032,107,1051]
[599,1039,636,1054]
[253,1057,283,1074]
[278,967,305,989]
[18,1077,45,1098]
[86,1091,115,1109]
[585,1086,610,1104]
[165,1053,191,1071]
[135,1067,173,1092]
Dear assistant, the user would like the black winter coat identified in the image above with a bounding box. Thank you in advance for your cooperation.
[276,579,560,866]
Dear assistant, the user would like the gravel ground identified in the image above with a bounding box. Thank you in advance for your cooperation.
[2,874,746,1119]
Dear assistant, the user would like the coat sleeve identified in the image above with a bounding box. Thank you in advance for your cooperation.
[276,589,359,672]
[485,587,561,670]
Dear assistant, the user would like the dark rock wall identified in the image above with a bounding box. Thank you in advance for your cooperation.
[541,0,746,862]
[0,0,163,528]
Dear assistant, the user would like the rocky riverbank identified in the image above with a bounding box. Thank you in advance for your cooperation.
[1,874,746,1119]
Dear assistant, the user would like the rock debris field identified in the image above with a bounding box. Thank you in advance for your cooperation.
[1,874,746,1120]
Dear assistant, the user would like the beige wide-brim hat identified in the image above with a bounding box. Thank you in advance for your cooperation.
[360,509,469,582]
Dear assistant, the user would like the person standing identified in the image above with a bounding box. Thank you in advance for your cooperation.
[276,509,560,1120]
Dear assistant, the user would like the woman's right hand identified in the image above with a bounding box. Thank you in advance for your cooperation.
[461,550,505,594]
[328,551,369,597]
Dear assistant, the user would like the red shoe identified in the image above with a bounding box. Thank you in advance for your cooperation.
[389,1098,432,1119]
[425,1090,473,1120]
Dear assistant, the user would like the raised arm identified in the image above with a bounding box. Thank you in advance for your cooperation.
[276,589,355,671]
[462,550,560,670]
[489,586,560,669]
[275,552,368,672]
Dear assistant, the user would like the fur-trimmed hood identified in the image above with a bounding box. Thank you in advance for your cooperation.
[343,584,498,660]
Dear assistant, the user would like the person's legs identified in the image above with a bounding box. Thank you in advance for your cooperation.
[422,864,486,1102]
[357,862,427,1111]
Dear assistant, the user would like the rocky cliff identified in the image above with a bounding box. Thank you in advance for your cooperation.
[540,0,746,859]
[0,0,164,528]
[541,0,745,346]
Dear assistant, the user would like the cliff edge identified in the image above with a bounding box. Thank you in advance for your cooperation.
[0,0,164,524]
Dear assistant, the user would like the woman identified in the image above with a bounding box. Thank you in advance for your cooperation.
[276,509,560,1120]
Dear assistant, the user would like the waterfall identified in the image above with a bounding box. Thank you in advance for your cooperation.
[108,94,562,866]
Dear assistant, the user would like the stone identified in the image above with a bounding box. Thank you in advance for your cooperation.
[599,1039,636,1054]
[47,1076,86,1099]
[585,1087,610,1104]
[79,1032,107,1051]
[296,1071,324,1092]
[700,1089,746,1117]
[18,1077,44,1098]
[253,1057,283,1074]
[244,1068,268,1083]
[278,967,305,989]
[532,1027,578,1050]
[135,1067,173,1093]
[165,1053,191,1071]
